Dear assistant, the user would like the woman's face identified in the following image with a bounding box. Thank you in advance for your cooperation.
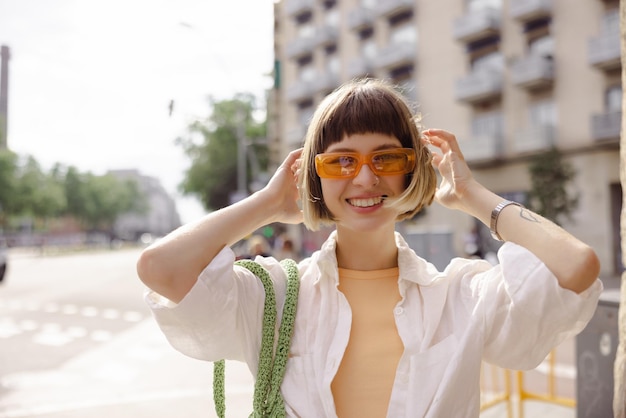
[319,133,408,233]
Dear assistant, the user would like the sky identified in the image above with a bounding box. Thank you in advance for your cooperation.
[0,0,276,223]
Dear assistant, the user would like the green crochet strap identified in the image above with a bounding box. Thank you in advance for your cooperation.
[213,258,299,418]
[262,259,299,417]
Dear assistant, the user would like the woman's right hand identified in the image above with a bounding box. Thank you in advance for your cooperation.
[260,148,304,225]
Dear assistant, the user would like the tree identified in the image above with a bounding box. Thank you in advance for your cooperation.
[177,94,268,211]
[13,155,65,222]
[616,1,626,415]
[0,149,18,228]
[526,147,578,226]
[66,171,144,237]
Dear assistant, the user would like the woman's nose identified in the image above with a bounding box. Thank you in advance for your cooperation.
[352,163,379,187]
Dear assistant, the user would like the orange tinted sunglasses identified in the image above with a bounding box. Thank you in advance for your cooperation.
[315,148,416,179]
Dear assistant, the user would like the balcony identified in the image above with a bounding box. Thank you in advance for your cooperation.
[510,54,554,89]
[313,72,340,94]
[286,36,316,59]
[374,40,416,70]
[460,133,503,163]
[453,8,501,44]
[348,8,375,31]
[285,0,314,18]
[510,0,552,22]
[286,126,306,147]
[455,68,503,104]
[315,24,338,46]
[286,80,316,103]
[348,56,376,78]
[374,0,415,18]
[591,110,621,143]
[396,80,418,104]
[512,124,555,154]
[588,31,621,71]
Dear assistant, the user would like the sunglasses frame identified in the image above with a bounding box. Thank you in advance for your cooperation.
[315,148,416,179]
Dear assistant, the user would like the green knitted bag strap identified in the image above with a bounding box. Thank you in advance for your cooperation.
[213,258,299,418]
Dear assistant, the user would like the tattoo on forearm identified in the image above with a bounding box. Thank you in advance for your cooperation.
[519,208,539,223]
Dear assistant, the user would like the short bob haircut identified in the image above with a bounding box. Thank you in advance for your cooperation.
[299,78,437,231]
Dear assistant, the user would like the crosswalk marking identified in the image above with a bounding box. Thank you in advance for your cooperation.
[0,300,146,346]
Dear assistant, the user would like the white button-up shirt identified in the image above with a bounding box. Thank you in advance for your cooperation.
[146,232,602,417]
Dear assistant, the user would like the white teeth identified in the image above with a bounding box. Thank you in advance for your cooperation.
[348,197,383,207]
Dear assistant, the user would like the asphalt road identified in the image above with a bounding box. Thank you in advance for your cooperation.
[0,246,581,418]
[0,247,255,418]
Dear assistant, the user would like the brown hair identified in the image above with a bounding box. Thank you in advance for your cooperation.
[299,78,437,231]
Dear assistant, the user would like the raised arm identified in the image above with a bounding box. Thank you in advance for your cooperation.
[424,129,600,294]
[136,149,304,303]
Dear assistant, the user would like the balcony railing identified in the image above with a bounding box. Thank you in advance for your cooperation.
[374,0,415,18]
[588,31,621,70]
[348,8,375,31]
[510,54,554,89]
[286,80,316,103]
[512,125,555,154]
[453,7,501,43]
[313,72,340,94]
[510,0,552,22]
[460,133,503,163]
[285,0,314,17]
[348,56,376,79]
[455,68,503,103]
[591,110,621,142]
[315,25,338,46]
[286,36,316,59]
[374,40,416,70]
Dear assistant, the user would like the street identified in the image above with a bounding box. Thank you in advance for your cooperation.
[0,247,581,418]
[0,247,254,418]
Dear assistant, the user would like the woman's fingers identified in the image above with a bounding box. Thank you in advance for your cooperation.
[423,129,464,160]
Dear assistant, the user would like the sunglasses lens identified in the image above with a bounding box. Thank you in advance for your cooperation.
[371,151,411,174]
[316,149,415,178]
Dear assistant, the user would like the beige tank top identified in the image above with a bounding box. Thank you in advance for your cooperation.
[331,267,403,418]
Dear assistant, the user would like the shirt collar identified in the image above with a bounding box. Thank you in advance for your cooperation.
[313,230,440,286]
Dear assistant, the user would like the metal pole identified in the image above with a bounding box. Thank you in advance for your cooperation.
[0,45,10,150]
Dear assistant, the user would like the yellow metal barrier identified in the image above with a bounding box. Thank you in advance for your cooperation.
[480,363,513,418]
[514,349,575,418]
[479,348,576,417]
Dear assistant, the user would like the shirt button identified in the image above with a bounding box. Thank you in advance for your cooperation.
[394,307,404,315]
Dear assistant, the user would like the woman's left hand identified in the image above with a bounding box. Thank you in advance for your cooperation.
[422,129,477,211]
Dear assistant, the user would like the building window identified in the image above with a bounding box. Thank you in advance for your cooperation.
[605,85,622,112]
[471,110,503,137]
[529,99,557,128]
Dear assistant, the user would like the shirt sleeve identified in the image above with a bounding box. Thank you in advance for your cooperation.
[479,242,603,370]
[144,246,288,367]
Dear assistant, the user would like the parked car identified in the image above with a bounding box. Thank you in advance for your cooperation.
[0,239,7,282]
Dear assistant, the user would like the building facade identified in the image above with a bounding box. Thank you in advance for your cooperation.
[110,169,181,242]
[270,0,621,285]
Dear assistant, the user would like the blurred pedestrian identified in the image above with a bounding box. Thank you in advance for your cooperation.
[137,78,602,417]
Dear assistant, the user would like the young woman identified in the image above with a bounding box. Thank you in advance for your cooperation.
[137,78,602,417]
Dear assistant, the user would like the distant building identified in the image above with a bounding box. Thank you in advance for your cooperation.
[109,169,181,241]
[271,0,621,284]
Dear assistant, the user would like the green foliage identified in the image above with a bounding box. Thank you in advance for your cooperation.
[178,94,268,211]
[0,149,18,224]
[527,148,579,226]
[0,152,147,234]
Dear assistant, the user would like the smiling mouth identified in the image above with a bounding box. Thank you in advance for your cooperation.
[347,196,385,208]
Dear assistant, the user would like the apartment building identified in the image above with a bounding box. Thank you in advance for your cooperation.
[269,0,621,285]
